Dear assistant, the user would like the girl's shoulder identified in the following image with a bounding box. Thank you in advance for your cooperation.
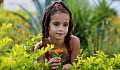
[70,35,80,43]
[70,35,80,51]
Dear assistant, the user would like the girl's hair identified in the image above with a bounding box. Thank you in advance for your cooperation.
[41,1,74,48]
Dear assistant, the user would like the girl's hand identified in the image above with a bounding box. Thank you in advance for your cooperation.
[34,43,41,53]
[48,57,61,69]
[62,64,72,70]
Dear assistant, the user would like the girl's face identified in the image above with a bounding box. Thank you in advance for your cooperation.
[49,12,70,40]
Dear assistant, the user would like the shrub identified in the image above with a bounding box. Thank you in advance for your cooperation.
[0,23,120,70]
[0,23,53,70]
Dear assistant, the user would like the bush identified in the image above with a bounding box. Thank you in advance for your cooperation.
[68,50,120,70]
[0,23,120,70]
[0,23,53,70]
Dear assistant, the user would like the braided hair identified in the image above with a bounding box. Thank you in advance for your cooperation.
[41,1,74,49]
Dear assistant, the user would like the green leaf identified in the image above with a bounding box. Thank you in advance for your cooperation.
[98,67,105,70]
[79,49,83,54]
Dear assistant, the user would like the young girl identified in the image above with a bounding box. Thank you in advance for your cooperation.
[34,1,80,70]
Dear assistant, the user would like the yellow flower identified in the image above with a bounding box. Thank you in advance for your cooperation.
[106,18,112,21]
[22,31,25,34]
[10,39,14,43]
[109,41,112,45]
[118,19,120,22]
[88,38,91,42]
[9,10,11,12]
[24,34,27,37]
[54,49,63,53]
[14,24,16,27]
[104,49,106,52]
[94,47,97,51]
[116,29,119,32]
[19,21,22,24]
[112,38,115,41]
[98,40,100,42]
[112,14,114,17]
[27,24,30,27]
[1,3,3,6]
[17,29,20,32]
[92,43,94,46]
[24,22,28,26]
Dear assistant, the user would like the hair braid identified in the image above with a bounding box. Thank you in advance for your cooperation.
[42,2,58,47]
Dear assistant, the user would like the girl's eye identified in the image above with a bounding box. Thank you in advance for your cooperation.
[64,24,68,27]
[54,24,59,26]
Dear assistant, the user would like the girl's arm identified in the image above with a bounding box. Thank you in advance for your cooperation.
[70,35,80,63]
[62,35,80,70]
[34,42,45,68]
[34,41,42,53]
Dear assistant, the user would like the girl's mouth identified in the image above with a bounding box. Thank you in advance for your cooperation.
[57,33,63,36]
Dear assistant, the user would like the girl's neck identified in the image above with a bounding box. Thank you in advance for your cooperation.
[48,37,65,48]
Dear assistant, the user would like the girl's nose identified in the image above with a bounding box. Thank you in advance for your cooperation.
[59,25,64,31]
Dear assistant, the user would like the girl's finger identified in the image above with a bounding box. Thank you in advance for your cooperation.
[50,66,58,69]
[52,57,61,60]
[48,57,61,65]
[48,59,60,65]
[51,63,61,67]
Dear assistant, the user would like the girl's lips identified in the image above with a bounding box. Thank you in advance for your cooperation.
[57,33,63,36]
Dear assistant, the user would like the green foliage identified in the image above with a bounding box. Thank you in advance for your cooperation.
[0,23,13,49]
[64,0,117,48]
[68,50,120,70]
[0,0,3,3]
[86,15,120,57]
[0,8,37,46]
[0,8,31,24]
[0,0,120,69]
[63,0,119,57]
[0,23,54,70]
[0,43,54,70]
[0,23,120,70]
[22,34,42,52]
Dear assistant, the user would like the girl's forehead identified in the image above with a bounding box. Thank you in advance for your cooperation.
[51,11,69,16]
[50,12,70,21]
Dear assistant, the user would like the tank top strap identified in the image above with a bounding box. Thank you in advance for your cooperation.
[64,41,72,64]
[67,41,72,54]
[44,38,50,60]
[45,51,50,60]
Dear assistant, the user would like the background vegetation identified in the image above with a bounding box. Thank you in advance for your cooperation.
[64,0,119,57]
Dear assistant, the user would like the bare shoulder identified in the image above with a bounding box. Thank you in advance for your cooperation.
[70,35,80,51]
[34,41,42,53]
[70,35,80,43]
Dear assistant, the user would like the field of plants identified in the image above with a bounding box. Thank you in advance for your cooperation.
[0,0,120,70]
